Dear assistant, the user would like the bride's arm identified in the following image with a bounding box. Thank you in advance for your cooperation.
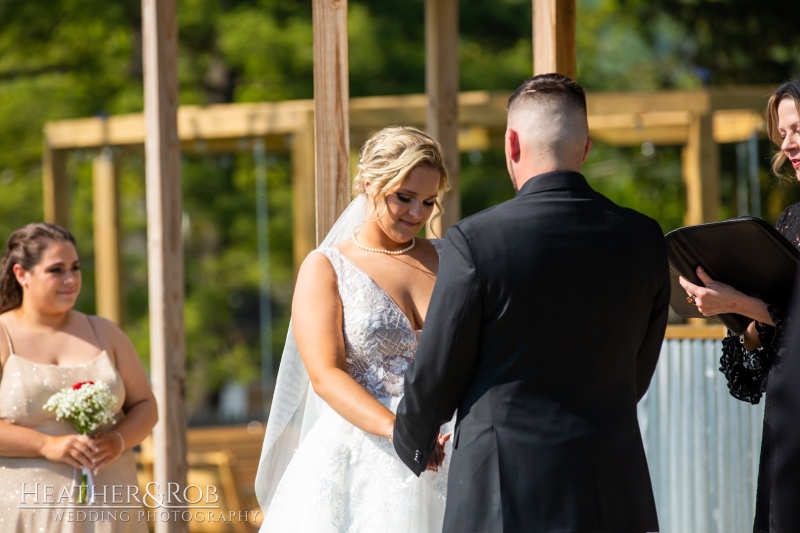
[292,252,395,441]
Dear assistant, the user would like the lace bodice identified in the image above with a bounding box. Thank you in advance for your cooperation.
[317,242,442,400]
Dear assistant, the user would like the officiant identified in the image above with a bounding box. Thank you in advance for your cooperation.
[679,75,800,533]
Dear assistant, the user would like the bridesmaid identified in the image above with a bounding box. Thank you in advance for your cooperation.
[0,223,158,532]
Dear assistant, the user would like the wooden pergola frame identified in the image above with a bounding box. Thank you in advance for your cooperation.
[37,1,772,530]
[44,86,772,319]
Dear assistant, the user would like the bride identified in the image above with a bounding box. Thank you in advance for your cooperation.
[255,126,453,532]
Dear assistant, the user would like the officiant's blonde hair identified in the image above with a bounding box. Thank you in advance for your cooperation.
[353,126,450,225]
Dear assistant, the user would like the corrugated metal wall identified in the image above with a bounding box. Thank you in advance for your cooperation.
[639,338,765,533]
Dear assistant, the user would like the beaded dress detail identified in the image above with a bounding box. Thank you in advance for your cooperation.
[0,318,145,533]
[261,243,449,533]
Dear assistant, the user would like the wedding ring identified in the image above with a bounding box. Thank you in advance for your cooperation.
[686,295,696,305]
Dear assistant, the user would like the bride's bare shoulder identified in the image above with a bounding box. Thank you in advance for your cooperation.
[299,249,337,279]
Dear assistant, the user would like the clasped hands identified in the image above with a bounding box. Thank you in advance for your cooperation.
[426,432,452,472]
[41,431,125,473]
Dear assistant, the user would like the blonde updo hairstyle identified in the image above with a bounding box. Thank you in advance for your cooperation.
[352,126,450,229]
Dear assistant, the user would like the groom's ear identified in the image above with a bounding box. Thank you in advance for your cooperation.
[505,128,521,164]
[581,136,592,163]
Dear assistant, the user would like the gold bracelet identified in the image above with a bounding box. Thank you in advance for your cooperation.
[387,428,394,443]
[109,429,126,451]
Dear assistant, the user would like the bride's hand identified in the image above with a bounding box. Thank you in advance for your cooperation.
[426,432,451,471]
[41,434,97,470]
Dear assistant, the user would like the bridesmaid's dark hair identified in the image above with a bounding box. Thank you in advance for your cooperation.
[0,223,77,313]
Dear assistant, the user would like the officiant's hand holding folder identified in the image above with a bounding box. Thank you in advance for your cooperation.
[665,216,800,335]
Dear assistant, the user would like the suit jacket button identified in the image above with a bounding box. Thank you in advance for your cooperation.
[414,450,423,464]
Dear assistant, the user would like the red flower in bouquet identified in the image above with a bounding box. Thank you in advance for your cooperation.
[72,380,94,390]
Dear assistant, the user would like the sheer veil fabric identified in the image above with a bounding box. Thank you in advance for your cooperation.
[254,194,369,514]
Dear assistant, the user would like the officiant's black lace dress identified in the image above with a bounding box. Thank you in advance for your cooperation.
[719,203,800,533]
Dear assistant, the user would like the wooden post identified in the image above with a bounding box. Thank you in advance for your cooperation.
[292,113,317,271]
[312,0,351,243]
[425,0,460,235]
[532,0,577,78]
[92,148,122,325]
[141,1,187,531]
[42,145,70,228]
[682,114,720,225]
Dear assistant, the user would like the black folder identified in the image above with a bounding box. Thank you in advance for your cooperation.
[665,216,800,335]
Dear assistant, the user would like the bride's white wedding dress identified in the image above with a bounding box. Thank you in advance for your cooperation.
[260,244,449,532]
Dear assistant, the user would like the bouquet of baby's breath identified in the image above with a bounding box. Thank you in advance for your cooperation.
[44,381,119,503]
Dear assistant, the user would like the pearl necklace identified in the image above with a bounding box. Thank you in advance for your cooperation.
[352,230,416,255]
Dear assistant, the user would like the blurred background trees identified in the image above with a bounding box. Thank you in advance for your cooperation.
[1,0,798,423]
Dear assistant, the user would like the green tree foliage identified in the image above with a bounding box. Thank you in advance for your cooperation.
[1,0,796,419]
[620,0,800,86]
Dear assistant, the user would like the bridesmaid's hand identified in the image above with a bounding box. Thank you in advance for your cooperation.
[41,434,97,470]
[91,430,125,472]
[426,432,451,472]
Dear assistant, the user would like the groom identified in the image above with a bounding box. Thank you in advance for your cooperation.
[393,73,670,532]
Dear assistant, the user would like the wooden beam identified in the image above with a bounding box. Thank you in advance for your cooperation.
[44,102,313,150]
[43,87,776,152]
[42,94,764,153]
[587,90,712,116]
[589,110,692,131]
[92,148,122,325]
[682,114,720,225]
[312,0,351,244]
[708,85,775,111]
[588,109,764,145]
[533,0,576,78]
[425,0,460,235]
[590,127,690,147]
[42,146,69,228]
[291,112,317,274]
[348,91,509,131]
[712,110,764,143]
[664,323,726,339]
[141,2,187,532]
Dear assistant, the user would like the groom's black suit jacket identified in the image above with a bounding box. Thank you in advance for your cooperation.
[394,171,670,533]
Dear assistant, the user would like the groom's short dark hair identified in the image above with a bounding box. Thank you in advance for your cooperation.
[507,73,587,114]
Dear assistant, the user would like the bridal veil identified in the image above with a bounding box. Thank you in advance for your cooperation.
[254,194,368,513]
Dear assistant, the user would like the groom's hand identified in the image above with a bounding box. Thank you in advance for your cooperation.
[425,432,452,472]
